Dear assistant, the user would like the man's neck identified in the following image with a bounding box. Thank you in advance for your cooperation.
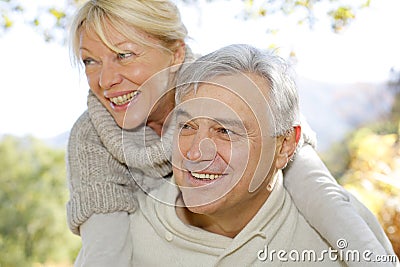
[176,188,271,238]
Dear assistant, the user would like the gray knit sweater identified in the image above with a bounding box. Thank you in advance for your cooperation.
[66,91,174,234]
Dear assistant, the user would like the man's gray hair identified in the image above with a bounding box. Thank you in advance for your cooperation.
[175,44,300,137]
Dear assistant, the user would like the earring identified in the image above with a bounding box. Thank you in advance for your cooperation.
[267,173,278,192]
[281,162,288,170]
[281,153,289,170]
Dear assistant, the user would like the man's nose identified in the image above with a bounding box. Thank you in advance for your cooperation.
[184,134,217,172]
[186,134,217,162]
[99,62,123,90]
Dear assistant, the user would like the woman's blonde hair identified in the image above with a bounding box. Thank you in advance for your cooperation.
[69,0,191,66]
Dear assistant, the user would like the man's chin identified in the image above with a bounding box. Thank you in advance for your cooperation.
[183,198,220,215]
[180,189,225,211]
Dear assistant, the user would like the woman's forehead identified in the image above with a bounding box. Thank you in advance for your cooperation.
[80,17,158,49]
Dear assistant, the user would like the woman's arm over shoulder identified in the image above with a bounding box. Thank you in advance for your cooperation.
[284,145,395,266]
[74,212,132,267]
[66,111,93,193]
[284,144,349,210]
[283,116,347,208]
[349,194,398,265]
[66,111,138,235]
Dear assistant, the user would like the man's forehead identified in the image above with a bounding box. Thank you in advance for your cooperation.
[175,97,243,121]
[181,73,269,105]
[208,73,269,99]
[177,73,273,134]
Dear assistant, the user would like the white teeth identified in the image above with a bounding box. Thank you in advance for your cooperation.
[191,172,222,180]
[110,91,140,105]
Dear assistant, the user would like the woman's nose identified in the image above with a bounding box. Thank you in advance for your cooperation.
[99,62,123,90]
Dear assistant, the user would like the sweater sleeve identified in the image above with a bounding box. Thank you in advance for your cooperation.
[284,145,395,266]
[66,111,138,235]
[74,212,132,267]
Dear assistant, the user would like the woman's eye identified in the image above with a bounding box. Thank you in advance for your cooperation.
[117,52,134,60]
[82,58,96,66]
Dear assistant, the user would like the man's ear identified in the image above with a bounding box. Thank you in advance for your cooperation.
[275,126,301,169]
[170,40,186,73]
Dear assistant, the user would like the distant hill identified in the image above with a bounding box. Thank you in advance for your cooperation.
[297,78,393,151]
[44,131,70,148]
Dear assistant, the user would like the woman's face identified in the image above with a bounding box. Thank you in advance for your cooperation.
[79,22,184,129]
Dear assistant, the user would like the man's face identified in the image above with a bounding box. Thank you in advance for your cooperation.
[172,73,278,216]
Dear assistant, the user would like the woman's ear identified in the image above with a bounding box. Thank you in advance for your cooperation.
[275,126,301,169]
[170,40,186,73]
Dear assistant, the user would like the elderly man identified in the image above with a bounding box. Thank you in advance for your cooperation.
[125,44,396,266]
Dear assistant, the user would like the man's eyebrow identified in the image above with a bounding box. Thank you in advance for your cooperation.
[175,108,246,129]
[213,118,246,129]
[175,108,191,119]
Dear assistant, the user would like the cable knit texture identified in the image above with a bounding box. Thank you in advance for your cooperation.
[66,91,174,235]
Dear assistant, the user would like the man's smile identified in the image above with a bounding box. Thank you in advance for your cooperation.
[190,171,223,180]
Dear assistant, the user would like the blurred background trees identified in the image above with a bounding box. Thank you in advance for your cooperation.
[322,69,400,258]
[0,0,370,43]
[0,136,80,266]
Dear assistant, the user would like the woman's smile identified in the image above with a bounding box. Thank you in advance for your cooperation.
[105,90,142,112]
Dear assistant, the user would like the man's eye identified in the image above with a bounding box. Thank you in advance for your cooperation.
[216,127,246,141]
[218,128,234,135]
[179,122,193,130]
[178,122,196,136]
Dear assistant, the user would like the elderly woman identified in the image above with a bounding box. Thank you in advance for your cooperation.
[67,0,191,265]
[66,1,394,266]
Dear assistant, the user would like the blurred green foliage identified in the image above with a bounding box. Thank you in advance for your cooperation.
[0,135,80,267]
[339,127,400,258]
[238,0,369,32]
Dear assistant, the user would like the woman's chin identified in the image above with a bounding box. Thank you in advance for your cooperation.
[119,111,147,130]
[121,120,143,130]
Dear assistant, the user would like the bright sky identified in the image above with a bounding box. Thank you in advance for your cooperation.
[0,0,399,138]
